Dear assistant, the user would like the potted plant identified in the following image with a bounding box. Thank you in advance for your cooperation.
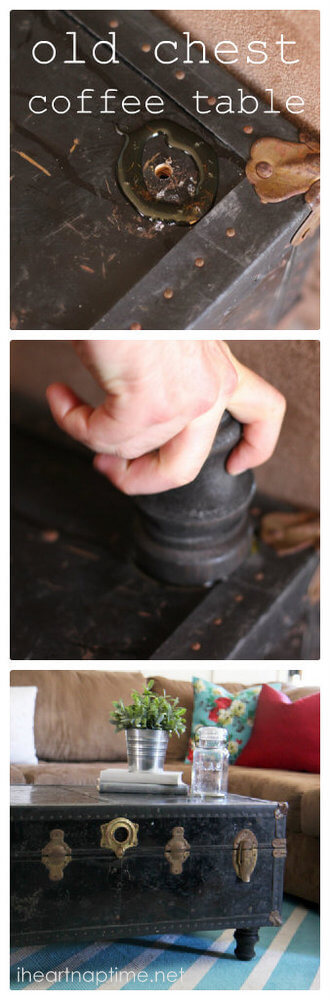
[110,680,186,771]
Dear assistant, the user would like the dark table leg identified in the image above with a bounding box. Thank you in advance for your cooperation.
[234,927,259,961]
[135,411,255,585]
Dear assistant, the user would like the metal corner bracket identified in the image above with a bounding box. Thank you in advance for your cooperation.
[246,131,320,245]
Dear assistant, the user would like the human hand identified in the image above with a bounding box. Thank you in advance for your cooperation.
[46,340,286,494]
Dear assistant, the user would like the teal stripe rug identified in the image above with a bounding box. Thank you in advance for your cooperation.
[10,898,319,991]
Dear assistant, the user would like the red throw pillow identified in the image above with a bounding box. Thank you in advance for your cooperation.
[235,684,320,773]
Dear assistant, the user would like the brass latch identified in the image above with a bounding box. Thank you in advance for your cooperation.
[100,817,139,858]
[41,828,72,882]
[232,828,258,883]
[165,826,190,875]
[246,131,320,245]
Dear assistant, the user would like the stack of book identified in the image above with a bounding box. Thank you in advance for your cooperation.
[97,769,189,795]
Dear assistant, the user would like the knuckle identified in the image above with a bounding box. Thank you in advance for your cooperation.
[212,342,239,398]
[189,364,238,420]
[222,359,239,398]
[271,388,287,420]
[171,465,200,489]
[118,444,134,460]
[119,481,135,496]
[113,471,133,495]
[191,388,219,419]
[263,446,275,464]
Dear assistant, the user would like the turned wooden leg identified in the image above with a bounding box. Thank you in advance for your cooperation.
[134,411,255,585]
[234,927,259,961]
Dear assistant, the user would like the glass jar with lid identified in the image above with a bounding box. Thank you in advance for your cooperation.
[190,726,229,798]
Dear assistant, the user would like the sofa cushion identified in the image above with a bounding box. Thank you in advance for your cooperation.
[10,685,38,764]
[236,685,320,772]
[19,761,128,785]
[228,766,320,836]
[151,676,194,761]
[186,677,281,763]
[10,764,26,784]
[17,759,193,787]
[284,832,319,904]
[301,787,320,837]
[281,685,320,702]
[151,678,266,762]
[10,670,146,762]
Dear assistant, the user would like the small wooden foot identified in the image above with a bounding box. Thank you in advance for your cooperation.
[234,927,259,961]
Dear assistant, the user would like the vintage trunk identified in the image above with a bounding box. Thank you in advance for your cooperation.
[11,786,288,956]
[10,9,319,330]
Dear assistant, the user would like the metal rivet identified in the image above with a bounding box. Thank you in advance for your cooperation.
[243,125,253,134]
[194,257,205,268]
[163,288,174,299]
[141,43,151,53]
[255,572,264,581]
[130,322,142,330]
[207,96,217,106]
[226,227,236,238]
[175,70,185,80]
[109,19,119,28]
[234,594,244,603]
[41,530,59,543]
[191,642,201,651]
[256,161,273,178]
[213,618,222,626]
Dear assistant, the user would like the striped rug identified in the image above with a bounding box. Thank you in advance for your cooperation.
[10,897,319,991]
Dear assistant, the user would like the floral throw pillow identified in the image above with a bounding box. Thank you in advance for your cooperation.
[185,677,281,764]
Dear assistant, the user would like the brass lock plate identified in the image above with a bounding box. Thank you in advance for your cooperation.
[100,817,139,858]
[117,119,218,225]
[41,828,72,882]
[164,826,190,875]
[232,828,258,883]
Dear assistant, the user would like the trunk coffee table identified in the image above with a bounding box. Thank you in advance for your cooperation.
[11,785,288,958]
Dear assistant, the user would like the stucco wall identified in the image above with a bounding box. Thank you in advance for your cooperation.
[158,10,320,134]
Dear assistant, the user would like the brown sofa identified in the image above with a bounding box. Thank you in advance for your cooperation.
[10,670,320,904]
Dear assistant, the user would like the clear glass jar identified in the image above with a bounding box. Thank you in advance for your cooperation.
[190,726,229,798]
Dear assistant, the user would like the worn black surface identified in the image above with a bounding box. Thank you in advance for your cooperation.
[135,411,255,585]
[11,786,286,946]
[11,10,316,330]
[11,426,319,660]
[152,544,319,660]
[10,10,242,330]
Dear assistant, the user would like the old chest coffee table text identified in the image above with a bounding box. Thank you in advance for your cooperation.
[11,10,319,329]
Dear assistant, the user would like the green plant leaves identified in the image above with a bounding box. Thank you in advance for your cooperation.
[109,682,187,737]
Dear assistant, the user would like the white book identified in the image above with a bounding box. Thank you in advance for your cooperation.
[99,768,185,786]
[97,780,188,796]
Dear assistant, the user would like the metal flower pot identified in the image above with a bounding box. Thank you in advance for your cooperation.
[125,729,169,771]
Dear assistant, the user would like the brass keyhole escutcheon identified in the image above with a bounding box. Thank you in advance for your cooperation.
[232,829,258,883]
[117,119,218,225]
[100,817,139,858]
